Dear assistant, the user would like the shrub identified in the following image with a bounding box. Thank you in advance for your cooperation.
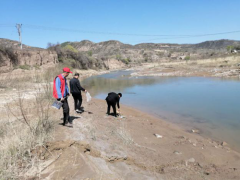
[19,65,31,70]
[33,64,40,70]
[121,58,129,64]
[184,56,190,61]
[87,50,92,57]
[53,44,107,70]
[121,57,131,64]
[116,54,122,61]
[226,45,234,51]
[60,41,70,47]
[63,44,78,53]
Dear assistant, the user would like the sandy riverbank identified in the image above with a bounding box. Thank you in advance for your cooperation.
[37,95,240,180]
[131,56,240,78]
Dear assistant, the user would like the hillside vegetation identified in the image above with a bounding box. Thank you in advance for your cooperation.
[58,39,240,63]
[1,38,240,73]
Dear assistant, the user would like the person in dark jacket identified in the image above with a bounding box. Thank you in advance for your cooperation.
[105,92,122,117]
[70,73,87,113]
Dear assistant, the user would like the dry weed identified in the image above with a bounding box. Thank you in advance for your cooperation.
[0,77,55,179]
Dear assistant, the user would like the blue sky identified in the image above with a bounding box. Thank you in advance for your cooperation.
[0,0,240,48]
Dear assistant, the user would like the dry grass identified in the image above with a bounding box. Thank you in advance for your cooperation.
[0,71,56,179]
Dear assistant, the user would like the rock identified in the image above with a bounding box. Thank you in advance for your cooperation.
[188,158,195,163]
[191,129,199,133]
[221,141,227,146]
[173,151,182,155]
[154,134,163,138]
[40,156,45,160]
[185,158,196,167]
[177,136,186,139]
[204,171,210,175]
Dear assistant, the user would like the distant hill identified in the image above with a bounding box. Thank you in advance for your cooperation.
[1,38,240,73]
[189,39,240,49]
[63,39,240,51]
[60,39,240,63]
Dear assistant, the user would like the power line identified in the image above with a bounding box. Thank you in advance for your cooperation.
[23,24,192,37]
[23,24,240,38]
[0,25,15,27]
[132,30,240,44]
[1,23,240,42]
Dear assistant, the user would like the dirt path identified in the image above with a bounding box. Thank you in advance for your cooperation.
[38,95,240,180]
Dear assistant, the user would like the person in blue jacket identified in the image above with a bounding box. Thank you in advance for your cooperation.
[53,67,72,127]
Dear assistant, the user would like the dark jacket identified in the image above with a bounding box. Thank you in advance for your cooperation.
[106,92,120,108]
[70,78,85,94]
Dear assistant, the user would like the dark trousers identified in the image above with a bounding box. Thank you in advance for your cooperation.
[106,100,117,117]
[72,93,82,110]
[61,98,71,124]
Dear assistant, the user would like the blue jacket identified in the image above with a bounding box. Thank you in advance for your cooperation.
[55,74,69,98]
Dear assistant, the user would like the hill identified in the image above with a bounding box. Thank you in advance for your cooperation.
[61,39,240,63]
[0,38,57,72]
[1,38,240,73]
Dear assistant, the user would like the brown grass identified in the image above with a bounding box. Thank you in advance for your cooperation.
[0,71,56,179]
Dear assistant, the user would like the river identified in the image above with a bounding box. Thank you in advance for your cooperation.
[82,70,240,151]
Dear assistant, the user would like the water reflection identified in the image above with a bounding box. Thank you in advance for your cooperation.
[82,70,172,96]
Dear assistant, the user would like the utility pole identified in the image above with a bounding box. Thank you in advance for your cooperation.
[16,24,22,49]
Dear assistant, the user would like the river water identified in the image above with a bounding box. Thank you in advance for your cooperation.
[82,70,240,151]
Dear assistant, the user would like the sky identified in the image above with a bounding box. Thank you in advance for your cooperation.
[0,0,240,48]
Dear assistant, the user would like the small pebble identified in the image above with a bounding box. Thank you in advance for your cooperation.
[188,158,195,163]
[173,151,182,155]
[154,134,163,138]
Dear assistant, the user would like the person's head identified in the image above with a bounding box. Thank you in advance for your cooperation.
[118,93,122,98]
[74,73,79,78]
[62,67,72,77]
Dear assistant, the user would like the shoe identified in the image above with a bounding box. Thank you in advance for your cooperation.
[76,109,83,113]
[80,107,84,110]
[63,123,69,126]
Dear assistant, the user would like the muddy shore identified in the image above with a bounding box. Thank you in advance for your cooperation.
[38,95,240,180]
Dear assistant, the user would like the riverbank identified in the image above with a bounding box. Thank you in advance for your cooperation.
[131,55,240,78]
[1,63,240,179]
[38,96,240,180]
